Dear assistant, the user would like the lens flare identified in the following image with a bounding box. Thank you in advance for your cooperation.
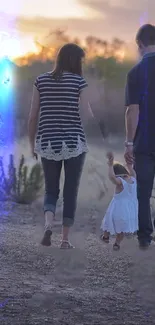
[0,56,11,87]
[0,55,13,151]
[0,30,13,86]
[1,66,11,85]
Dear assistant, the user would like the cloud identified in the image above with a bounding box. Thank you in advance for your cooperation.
[14,0,155,43]
[77,0,155,40]
[78,0,152,12]
[15,16,114,40]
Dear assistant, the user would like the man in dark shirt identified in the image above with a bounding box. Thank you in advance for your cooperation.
[125,24,155,249]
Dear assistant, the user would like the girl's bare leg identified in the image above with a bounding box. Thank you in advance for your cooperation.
[104,231,110,238]
[113,232,124,250]
[116,232,124,245]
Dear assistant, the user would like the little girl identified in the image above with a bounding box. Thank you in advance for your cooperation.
[100,152,138,250]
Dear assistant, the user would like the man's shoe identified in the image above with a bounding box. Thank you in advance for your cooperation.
[139,240,150,250]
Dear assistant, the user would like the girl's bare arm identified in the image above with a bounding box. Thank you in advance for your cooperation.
[107,152,122,186]
[108,165,122,186]
[126,164,136,178]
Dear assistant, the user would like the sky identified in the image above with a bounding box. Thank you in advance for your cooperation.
[0,0,155,57]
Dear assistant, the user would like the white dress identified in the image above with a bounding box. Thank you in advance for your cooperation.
[101,177,138,235]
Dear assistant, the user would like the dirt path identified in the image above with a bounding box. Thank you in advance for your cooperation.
[0,202,155,325]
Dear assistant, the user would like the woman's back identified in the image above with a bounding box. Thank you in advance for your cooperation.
[29,43,88,248]
[34,71,88,161]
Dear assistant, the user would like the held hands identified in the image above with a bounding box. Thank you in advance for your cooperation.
[106,152,114,166]
[124,145,134,165]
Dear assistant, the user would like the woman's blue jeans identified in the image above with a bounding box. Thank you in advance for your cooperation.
[41,153,86,227]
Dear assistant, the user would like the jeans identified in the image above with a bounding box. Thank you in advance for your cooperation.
[41,153,86,227]
[134,153,155,243]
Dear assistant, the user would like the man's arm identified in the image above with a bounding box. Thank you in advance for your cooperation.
[125,104,139,143]
[125,70,140,144]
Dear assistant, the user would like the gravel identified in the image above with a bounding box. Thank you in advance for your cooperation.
[0,201,154,325]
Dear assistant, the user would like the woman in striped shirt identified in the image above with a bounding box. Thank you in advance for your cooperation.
[28,43,89,248]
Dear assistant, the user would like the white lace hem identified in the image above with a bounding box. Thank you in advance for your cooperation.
[34,135,88,161]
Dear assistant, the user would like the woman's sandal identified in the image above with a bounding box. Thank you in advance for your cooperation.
[100,234,109,243]
[60,240,75,249]
[113,243,120,251]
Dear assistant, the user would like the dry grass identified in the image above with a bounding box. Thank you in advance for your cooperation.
[2,136,155,227]
[0,136,124,211]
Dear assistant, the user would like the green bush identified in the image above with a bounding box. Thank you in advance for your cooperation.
[0,154,43,204]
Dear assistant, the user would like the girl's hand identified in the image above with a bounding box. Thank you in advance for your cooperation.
[106,152,114,166]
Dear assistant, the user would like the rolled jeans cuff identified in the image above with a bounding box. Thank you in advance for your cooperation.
[44,204,56,215]
[63,217,74,227]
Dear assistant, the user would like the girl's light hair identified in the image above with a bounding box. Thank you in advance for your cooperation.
[113,161,129,176]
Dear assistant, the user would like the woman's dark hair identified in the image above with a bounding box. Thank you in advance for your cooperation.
[136,24,155,47]
[52,43,85,80]
[113,162,129,176]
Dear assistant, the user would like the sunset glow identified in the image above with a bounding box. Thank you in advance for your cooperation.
[0,31,40,59]
[12,36,39,58]
[0,0,142,60]
[0,0,97,58]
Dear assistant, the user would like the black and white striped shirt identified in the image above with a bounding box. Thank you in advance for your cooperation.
[34,72,88,161]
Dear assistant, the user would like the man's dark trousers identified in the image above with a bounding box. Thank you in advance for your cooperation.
[134,153,155,244]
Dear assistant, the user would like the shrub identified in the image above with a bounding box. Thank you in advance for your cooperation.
[0,154,43,204]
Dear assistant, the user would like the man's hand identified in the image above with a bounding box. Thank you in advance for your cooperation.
[124,145,134,165]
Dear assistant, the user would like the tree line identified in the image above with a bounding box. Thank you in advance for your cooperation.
[15,29,129,66]
[5,30,135,139]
